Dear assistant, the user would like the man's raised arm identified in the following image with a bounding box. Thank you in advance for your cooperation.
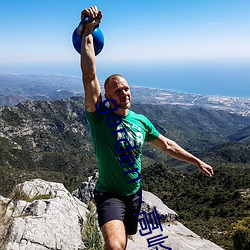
[80,6,102,112]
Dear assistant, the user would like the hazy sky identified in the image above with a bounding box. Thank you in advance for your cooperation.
[1,0,250,64]
[0,0,250,96]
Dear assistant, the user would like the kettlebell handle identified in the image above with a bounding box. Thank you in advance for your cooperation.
[77,16,99,35]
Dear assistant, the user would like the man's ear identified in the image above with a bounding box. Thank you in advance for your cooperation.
[104,93,108,99]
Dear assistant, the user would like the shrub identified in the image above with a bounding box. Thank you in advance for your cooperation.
[232,216,250,250]
[82,202,104,250]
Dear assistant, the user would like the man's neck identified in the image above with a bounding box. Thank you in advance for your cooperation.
[114,108,129,116]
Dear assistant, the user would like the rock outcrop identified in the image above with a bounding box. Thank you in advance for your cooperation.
[72,169,98,204]
[0,179,224,250]
[0,179,89,250]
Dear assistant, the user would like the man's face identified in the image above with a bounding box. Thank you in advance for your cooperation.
[105,76,131,110]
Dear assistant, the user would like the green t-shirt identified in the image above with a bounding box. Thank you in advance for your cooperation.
[85,104,160,196]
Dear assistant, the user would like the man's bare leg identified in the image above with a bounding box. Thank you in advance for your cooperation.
[101,220,128,250]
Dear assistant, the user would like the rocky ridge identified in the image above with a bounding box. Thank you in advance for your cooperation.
[0,179,224,250]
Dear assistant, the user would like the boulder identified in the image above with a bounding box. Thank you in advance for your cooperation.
[0,179,89,250]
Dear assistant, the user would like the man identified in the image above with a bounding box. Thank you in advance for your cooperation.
[80,6,214,250]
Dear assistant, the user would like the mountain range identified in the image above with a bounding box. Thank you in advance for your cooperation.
[0,95,250,195]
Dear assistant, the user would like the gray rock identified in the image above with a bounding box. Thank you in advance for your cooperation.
[0,179,89,250]
[72,169,98,204]
[127,221,224,250]
[127,191,224,249]
[141,190,178,222]
[0,178,224,250]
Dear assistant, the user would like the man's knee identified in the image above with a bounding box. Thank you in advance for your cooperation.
[104,240,126,250]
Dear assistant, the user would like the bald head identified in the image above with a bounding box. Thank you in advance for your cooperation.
[104,74,131,112]
[104,74,128,94]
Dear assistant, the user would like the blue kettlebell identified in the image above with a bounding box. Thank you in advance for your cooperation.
[72,17,104,55]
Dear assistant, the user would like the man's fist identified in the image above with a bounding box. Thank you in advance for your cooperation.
[78,6,102,35]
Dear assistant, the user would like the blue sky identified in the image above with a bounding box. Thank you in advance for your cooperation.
[0,0,250,97]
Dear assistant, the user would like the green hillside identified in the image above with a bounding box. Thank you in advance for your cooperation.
[0,97,250,249]
[142,161,250,249]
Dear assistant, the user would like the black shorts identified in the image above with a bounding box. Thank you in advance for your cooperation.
[93,189,142,235]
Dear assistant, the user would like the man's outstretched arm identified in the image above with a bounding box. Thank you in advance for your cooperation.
[150,134,214,177]
[80,6,102,112]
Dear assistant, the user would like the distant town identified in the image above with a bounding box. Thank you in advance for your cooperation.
[129,86,250,117]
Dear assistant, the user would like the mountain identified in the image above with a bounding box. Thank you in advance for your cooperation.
[0,97,97,196]
[1,97,250,196]
[203,126,250,165]
[131,104,250,170]
[227,125,250,143]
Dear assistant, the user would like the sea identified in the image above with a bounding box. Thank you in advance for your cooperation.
[1,60,249,99]
[97,61,250,99]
